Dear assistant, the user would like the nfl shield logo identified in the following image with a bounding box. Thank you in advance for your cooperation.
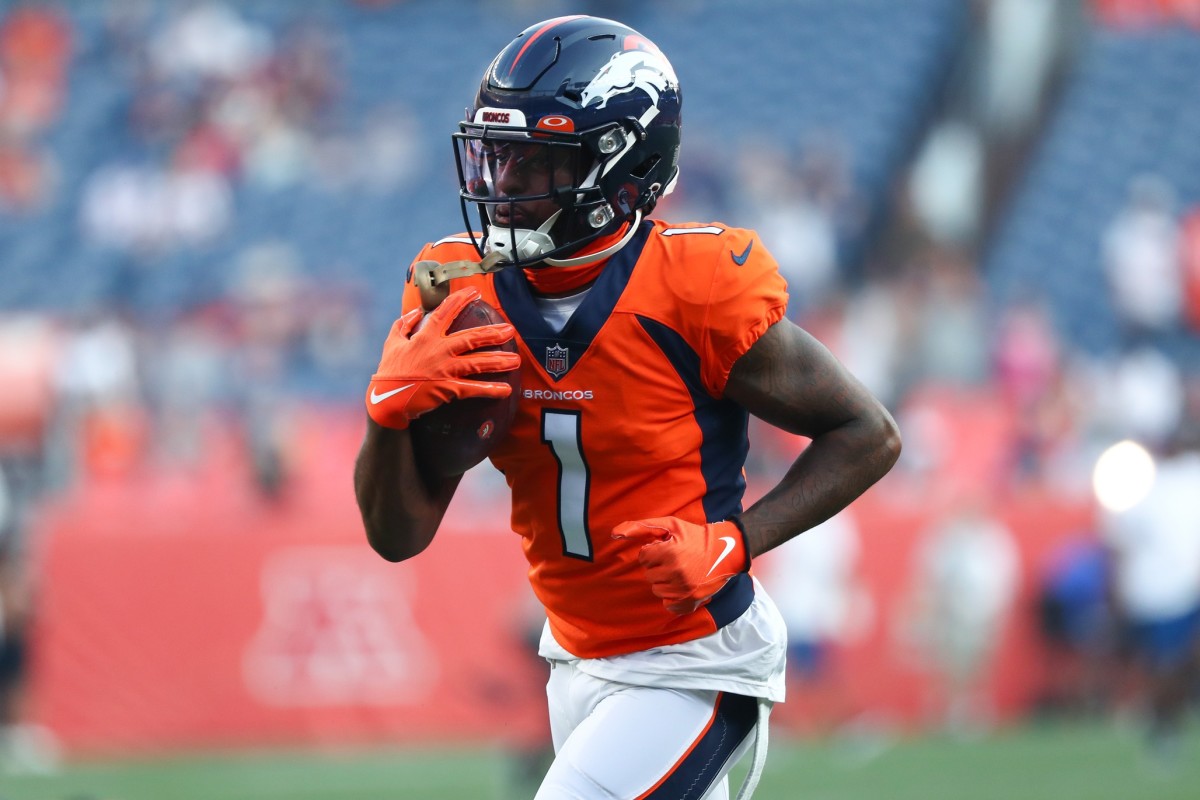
[545,344,569,378]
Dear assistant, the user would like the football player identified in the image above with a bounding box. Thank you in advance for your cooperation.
[356,15,901,799]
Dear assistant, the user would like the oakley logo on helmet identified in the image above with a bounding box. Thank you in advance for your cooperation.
[536,115,575,132]
[580,50,678,111]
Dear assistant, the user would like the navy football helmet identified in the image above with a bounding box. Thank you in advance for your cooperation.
[454,16,682,268]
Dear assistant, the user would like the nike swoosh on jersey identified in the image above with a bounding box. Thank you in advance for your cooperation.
[705,536,738,577]
[731,240,753,265]
[369,384,415,404]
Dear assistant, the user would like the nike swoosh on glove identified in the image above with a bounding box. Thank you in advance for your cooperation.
[366,286,521,430]
[612,517,750,615]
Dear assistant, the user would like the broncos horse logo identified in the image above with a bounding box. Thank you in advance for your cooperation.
[579,49,678,110]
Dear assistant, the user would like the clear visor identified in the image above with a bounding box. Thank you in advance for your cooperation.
[455,128,586,213]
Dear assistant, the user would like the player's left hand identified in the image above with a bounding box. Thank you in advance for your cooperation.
[612,517,750,615]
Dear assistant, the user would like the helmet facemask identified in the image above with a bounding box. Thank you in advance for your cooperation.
[454,121,649,268]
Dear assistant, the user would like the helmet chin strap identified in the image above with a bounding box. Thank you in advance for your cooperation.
[545,210,641,267]
[418,206,642,309]
[485,208,642,268]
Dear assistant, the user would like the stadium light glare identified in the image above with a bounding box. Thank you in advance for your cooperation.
[1092,439,1156,513]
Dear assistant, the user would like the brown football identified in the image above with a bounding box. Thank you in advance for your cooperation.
[409,297,521,478]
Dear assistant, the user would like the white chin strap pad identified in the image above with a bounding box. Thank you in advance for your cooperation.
[486,210,560,263]
[485,208,643,269]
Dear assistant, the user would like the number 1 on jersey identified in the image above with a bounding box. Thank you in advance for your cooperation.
[541,410,593,560]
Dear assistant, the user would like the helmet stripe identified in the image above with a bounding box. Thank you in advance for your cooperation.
[507,15,586,75]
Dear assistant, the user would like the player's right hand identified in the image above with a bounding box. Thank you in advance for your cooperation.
[366,286,520,430]
[612,516,750,615]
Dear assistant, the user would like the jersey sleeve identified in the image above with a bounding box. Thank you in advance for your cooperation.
[700,229,789,395]
[399,243,436,316]
[398,236,484,316]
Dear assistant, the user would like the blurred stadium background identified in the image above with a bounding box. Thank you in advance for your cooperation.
[0,0,1199,797]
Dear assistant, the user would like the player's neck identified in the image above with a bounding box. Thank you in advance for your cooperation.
[525,263,604,297]
[523,225,628,297]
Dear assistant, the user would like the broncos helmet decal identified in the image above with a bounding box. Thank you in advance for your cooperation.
[580,49,678,111]
[453,16,683,269]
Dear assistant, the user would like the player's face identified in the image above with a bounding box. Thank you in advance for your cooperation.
[477,139,579,229]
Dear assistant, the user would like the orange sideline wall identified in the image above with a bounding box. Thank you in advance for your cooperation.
[25,402,1094,756]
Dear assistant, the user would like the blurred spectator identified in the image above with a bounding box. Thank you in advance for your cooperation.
[0,469,57,775]
[148,2,270,84]
[502,593,553,800]
[0,464,10,552]
[1018,362,1092,493]
[978,0,1064,140]
[899,492,1021,735]
[174,121,242,179]
[118,0,346,200]
[0,318,59,518]
[270,17,340,126]
[1099,346,1184,448]
[992,299,1106,495]
[835,278,904,407]
[0,2,72,139]
[47,312,143,483]
[0,544,35,773]
[907,120,984,246]
[730,131,868,318]
[244,121,310,189]
[167,161,234,244]
[1102,174,1182,342]
[1033,534,1117,718]
[993,295,1072,482]
[80,161,232,255]
[227,242,306,499]
[0,2,69,214]
[887,395,958,495]
[338,103,422,194]
[1092,0,1200,28]
[796,130,869,257]
[302,287,369,389]
[0,131,54,212]
[1100,425,1200,764]
[1181,203,1200,333]
[994,295,1061,414]
[142,307,231,467]
[80,164,157,252]
[126,67,195,148]
[733,138,840,317]
[910,246,990,387]
[759,510,870,737]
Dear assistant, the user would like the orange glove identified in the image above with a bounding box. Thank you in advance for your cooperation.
[612,516,750,615]
[366,287,521,430]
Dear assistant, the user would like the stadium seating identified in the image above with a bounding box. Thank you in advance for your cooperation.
[0,0,970,397]
[986,25,1200,365]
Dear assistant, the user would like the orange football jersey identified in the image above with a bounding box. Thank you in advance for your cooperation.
[401,220,788,658]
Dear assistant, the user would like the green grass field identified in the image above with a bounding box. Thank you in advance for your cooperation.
[2,721,1197,800]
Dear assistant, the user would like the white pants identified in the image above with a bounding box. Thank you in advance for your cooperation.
[535,659,758,799]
